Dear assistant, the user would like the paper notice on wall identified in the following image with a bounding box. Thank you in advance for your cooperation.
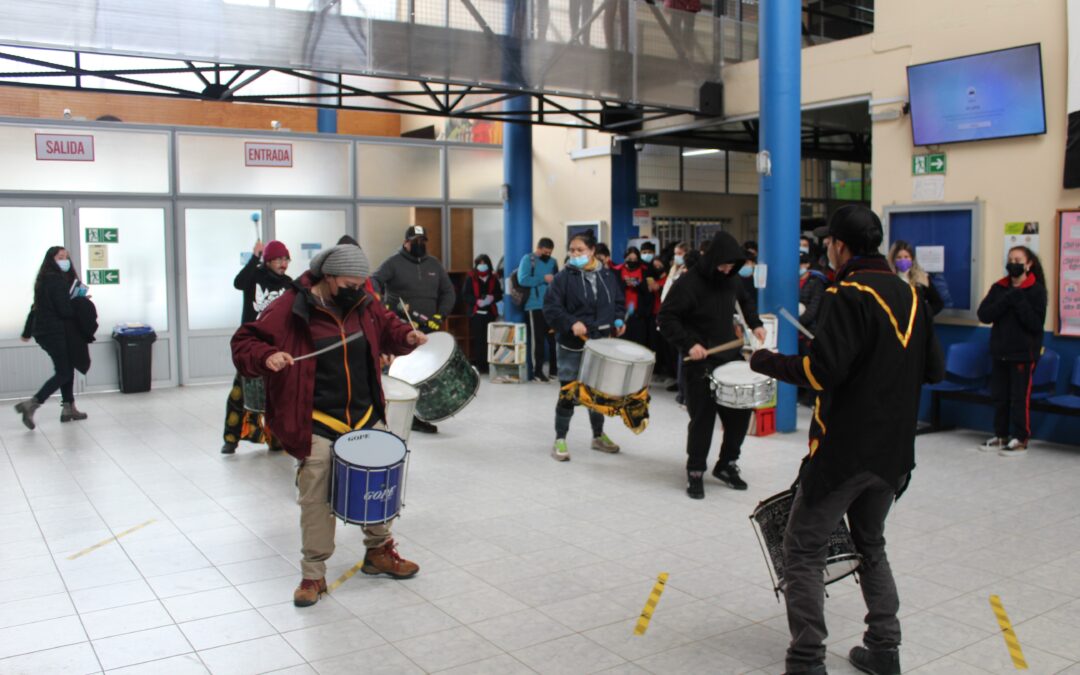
[1060,211,1080,336]
[915,245,944,273]
[633,209,652,234]
[88,244,109,269]
[912,175,944,202]
[300,242,322,260]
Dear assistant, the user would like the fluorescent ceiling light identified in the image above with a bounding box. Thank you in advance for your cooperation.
[682,148,721,157]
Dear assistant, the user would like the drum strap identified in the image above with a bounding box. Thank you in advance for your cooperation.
[559,381,651,435]
[313,406,374,435]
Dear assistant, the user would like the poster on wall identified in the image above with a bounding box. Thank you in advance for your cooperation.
[1058,210,1080,337]
[1004,222,1040,264]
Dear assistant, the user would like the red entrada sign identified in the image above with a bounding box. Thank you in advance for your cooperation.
[244,142,293,167]
[35,133,95,161]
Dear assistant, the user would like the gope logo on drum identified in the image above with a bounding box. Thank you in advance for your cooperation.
[366,485,397,501]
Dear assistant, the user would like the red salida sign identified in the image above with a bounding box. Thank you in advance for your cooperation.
[35,134,95,161]
[244,142,293,167]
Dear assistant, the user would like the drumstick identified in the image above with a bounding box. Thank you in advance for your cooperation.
[293,331,366,362]
[734,302,760,352]
[779,306,816,341]
[398,298,419,331]
[683,338,745,362]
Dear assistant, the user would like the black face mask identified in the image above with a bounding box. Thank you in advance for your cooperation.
[1006,262,1026,278]
[410,241,427,258]
[334,284,364,311]
[539,254,551,263]
[625,260,640,270]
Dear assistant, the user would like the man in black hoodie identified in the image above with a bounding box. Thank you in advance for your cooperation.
[750,205,944,675]
[222,239,292,454]
[372,226,456,434]
[658,231,766,499]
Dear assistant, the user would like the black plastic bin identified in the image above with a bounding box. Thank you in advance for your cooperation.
[112,326,157,394]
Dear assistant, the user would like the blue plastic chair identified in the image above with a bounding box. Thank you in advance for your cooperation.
[1030,350,1060,401]
[1047,356,1080,411]
[925,342,992,393]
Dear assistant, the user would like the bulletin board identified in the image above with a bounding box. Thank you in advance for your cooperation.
[882,202,982,318]
[1057,209,1080,337]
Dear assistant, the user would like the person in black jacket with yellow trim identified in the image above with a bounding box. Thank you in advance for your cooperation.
[659,231,766,498]
[16,246,94,429]
[750,205,945,675]
[976,245,1047,456]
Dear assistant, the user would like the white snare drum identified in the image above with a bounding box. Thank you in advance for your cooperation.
[382,376,419,443]
[579,338,655,398]
[709,361,776,409]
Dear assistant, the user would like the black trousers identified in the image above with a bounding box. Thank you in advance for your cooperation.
[684,363,751,472]
[34,334,74,404]
[527,308,556,377]
[470,313,496,373]
[990,359,1034,442]
[784,472,900,671]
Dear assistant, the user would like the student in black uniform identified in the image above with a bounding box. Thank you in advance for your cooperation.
[751,205,945,675]
[659,231,766,499]
[977,245,1047,456]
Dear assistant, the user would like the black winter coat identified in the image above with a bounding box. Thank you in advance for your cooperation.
[542,263,626,349]
[976,274,1047,362]
[235,255,293,325]
[21,275,96,374]
[751,256,945,504]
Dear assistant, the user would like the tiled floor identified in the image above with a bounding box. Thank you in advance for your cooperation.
[1,379,1079,674]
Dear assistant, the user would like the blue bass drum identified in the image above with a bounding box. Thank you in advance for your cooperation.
[331,429,409,525]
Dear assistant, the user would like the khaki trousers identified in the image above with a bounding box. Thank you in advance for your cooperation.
[298,434,393,580]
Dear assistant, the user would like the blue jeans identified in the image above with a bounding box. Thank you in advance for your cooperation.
[555,344,603,439]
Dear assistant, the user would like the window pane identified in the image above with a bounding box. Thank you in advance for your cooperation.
[448,147,502,201]
[78,208,169,334]
[273,209,347,266]
[357,143,442,199]
[728,152,759,194]
[1,207,64,340]
[177,134,351,197]
[359,206,421,272]
[472,208,504,273]
[0,125,169,194]
[185,208,264,331]
[637,144,680,191]
[682,150,727,193]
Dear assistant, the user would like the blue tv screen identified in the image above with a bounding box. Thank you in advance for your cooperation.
[907,44,1046,146]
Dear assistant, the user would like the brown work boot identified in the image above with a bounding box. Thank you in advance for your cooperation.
[362,539,419,579]
[293,577,327,607]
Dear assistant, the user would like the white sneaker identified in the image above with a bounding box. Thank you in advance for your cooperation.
[979,437,1006,452]
[999,438,1028,457]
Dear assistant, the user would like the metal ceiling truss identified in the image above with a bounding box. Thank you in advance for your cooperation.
[0,46,687,132]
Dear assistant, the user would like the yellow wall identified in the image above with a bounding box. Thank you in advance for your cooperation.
[721,0,1072,328]
[530,126,612,254]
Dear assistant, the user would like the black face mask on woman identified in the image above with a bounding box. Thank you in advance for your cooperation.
[334,284,365,311]
[1006,262,1026,278]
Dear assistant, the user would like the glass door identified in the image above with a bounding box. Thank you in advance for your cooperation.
[270,205,350,267]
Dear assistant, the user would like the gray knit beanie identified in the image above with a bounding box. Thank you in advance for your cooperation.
[310,244,371,278]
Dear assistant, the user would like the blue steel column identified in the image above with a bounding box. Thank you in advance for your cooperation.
[317,108,338,133]
[610,141,638,257]
[503,95,533,325]
[758,0,801,433]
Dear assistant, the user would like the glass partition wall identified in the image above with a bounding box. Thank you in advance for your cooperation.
[0,119,502,396]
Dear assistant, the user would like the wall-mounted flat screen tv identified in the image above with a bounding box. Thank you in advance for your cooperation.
[907,44,1046,146]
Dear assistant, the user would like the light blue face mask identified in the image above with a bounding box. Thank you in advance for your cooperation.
[641,253,654,263]
[738,266,753,278]
[57,259,71,272]
[800,267,809,277]
[674,255,685,267]
[476,263,489,273]
[570,255,590,268]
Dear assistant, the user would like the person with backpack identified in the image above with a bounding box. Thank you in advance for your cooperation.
[516,237,559,382]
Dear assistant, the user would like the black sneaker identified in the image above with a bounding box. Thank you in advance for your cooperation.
[221,442,237,455]
[665,382,679,392]
[712,463,748,490]
[411,417,438,434]
[535,373,550,383]
[686,472,704,499]
[849,646,900,675]
[783,666,827,675]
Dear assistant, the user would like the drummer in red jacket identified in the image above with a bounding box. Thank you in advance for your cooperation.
[232,244,428,608]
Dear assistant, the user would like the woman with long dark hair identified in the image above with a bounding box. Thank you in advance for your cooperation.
[461,253,503,374]
[16,246,90,429]
[976,245,1048,456]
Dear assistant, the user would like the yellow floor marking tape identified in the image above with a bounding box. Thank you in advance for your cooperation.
[989,595,1028,670]
[634,572,669,636]
[328,561,365,592]
[66,519,157,560]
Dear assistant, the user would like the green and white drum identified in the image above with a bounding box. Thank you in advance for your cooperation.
[388,332,479,423]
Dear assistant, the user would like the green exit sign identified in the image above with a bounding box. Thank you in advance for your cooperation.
[638,192,659,208]
[85,227,119,243]
[87,269,120,285]
[912,153,946,175]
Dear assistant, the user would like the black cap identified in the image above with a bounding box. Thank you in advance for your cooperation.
[404,225,428,240]
[828,205,882,255]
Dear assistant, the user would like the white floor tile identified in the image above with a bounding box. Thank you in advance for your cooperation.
[395,626,502,672]
[310,643,424,675]
[0,642,100,675]
[105,653,209,674]
[82,600,175,640]
[163,588,252,624]
[512,634,625,675]
[282,618,385,662]
[92,625,194,671]
[0,592,75,630]
[179,609,276,651]
[0,614,87,660]
[197,635,305,675]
